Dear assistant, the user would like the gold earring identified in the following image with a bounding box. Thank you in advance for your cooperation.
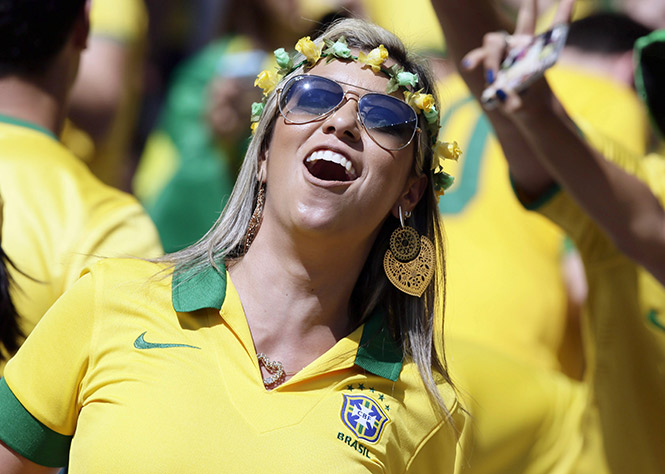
[383,206,434,297]
[243,182,266,254]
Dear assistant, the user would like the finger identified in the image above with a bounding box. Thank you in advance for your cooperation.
[482,32,510,83]
[461,48,487,71]
[514,0,537,36]
[552,0,576,25]
[502,88,523,113]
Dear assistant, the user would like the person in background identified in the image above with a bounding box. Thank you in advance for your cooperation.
[62,0,149,190]
[0,0,162,370]
[435,0,665,471]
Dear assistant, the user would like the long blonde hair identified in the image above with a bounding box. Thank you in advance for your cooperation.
[164,18,454,421]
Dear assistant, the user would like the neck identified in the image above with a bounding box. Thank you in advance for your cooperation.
[0,75,66,136]
[229,213,377,363]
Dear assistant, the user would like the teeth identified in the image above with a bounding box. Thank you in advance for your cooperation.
[306,150,357,178]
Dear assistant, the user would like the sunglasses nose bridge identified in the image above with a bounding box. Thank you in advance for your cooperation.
[322,93,364,142]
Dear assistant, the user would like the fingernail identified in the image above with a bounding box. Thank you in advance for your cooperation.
[461,58,472,69]
[486,69,495,84]
[496,89,507,102]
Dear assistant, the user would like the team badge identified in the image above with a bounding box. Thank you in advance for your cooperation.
[340,394,390,443]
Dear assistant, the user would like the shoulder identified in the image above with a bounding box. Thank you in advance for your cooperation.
[393,362,465,472]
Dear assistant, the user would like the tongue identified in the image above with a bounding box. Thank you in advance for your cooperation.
[306,160,350,182]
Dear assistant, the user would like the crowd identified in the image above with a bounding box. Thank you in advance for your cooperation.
[0,0,663,472]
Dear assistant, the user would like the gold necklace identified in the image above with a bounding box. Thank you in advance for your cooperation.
[257,352,286,388]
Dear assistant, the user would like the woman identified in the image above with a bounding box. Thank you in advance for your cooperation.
[0,19,464,473]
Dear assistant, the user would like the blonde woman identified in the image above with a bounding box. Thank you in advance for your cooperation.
[0,18,465,473]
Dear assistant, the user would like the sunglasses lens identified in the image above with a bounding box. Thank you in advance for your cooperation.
[359,94,418,150]
[279,76,344,123]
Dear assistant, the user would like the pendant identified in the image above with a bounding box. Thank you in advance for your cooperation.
[257,352,286,388]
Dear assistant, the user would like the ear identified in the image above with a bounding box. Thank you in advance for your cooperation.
[72,1,91,50]
[391,174,428,218]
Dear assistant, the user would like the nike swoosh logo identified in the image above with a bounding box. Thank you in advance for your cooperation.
[647,309,665,333]
[134,331,201,350]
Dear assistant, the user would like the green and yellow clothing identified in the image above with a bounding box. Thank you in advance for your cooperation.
[0,116,162,368]
[437,68,649,473]
[133,36,268,252]
[0,258,464,472]
[438,65,649,372]
[528,122,665,473]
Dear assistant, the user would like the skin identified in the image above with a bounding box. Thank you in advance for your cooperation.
[229,57,426,383]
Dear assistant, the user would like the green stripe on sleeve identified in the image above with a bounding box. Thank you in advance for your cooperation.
[0,378,71,467]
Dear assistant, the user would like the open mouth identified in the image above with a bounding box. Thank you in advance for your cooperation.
[305,150,357,182]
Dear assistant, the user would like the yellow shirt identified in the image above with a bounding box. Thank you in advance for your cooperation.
[533,126,665,474]
[0,258,464,472]
[0,116,162,366]
[438,66,650,371]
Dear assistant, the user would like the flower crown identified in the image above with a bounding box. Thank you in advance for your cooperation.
[250,36,461,199]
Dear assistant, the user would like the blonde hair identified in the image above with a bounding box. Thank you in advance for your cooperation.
[164,18,454,422]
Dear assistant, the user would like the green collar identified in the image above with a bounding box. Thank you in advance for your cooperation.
[171,261,403,381]
[0,114,57,140]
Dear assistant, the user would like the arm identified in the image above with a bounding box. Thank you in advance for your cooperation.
[508,81,665,284]
[0,442,57,474]
[434,0,665,284]
[431,0,555,197]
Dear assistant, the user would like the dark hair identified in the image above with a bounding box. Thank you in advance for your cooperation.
[0,246,23,361]
[566,12,652,54]
[0,0,87,75]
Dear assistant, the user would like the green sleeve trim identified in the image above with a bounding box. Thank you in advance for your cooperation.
[0,378,71,467]
[509,174,561,211]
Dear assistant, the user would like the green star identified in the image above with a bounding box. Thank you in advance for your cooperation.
[385,405,390,411]
[347,384,354,391]
[369,387,375,393]
[358,384,365,390]
[379,394,385,401]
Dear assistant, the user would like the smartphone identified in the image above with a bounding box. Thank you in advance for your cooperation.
[481,23,569,109]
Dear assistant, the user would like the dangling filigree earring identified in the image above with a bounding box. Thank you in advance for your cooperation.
[383,206,434,297]
[243,182,266,254]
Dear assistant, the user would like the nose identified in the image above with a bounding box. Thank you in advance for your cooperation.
[321,95,362,143]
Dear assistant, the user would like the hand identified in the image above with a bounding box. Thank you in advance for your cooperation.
[461,0,576,113]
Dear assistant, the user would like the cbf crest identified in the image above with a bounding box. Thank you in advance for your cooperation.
[340,394,390,443]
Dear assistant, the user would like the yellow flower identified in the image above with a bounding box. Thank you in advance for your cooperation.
[405,91,436,114]
[295,36,322,64]
[254,70,279,96]
[433,140,462,168]
[358,44,389,72]
[251,121,259,134]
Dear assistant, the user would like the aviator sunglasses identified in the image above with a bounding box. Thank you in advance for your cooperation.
[277,74,420,151]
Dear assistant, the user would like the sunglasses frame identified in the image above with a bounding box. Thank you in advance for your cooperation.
[276,74,421,151]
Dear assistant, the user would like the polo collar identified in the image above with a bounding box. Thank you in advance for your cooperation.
[171,261,403,381]
[0,114,57,140]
